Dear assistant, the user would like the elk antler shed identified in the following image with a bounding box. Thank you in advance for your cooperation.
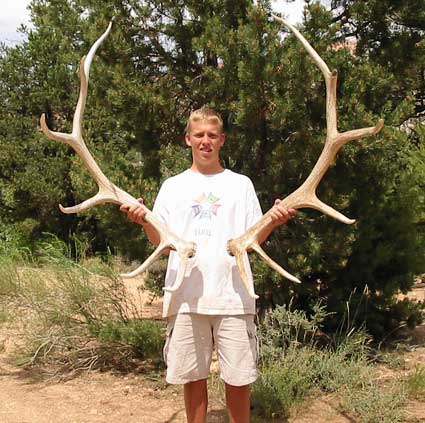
[41,18,383,300]
[40,21,196,292]
[226,15,384,299]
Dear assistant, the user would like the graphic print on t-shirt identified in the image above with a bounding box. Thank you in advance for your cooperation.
[191,192,221,237]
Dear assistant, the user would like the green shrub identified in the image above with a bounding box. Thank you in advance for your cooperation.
[97,319,164,360]
[257,303,327,364]
[142,257,168,299]
[310,346,370,393]
[0,236,163,373]
[0,310,9,324]
[0,223,34,263]
[341,381,407,423]
[252,303,401,421]
[0,259,21,299]
[252,347,316,419]
[404,366,425,399]
[252,340,373,419]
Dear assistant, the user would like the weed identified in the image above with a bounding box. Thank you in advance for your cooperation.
[253,304,356,418]
[0,310,9,325]
[257,302,327,364]
[252,346,317,419]
[0,236,165,374]
[208,371,226,408]
[97,319,164,360]
[251,302,403,421]
[376,350,407,370]
[0,224,34,264]
[341,381,407,423]
[405,366,425,399]
[310,346,370,393]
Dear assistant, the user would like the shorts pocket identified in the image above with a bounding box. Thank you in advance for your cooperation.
[247,324,259,366]
[163,321,174,363]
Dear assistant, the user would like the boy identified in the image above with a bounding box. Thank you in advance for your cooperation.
[121,107,296,423]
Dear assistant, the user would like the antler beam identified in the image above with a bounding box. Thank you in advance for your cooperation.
[227,15,384,299]
[40,22,196,292]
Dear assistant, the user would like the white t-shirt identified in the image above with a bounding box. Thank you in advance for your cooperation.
[153,169,263,317]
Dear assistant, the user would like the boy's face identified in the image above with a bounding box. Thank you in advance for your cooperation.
[185,120,225,171]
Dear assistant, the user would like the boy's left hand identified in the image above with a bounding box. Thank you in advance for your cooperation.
[270,199,298,226]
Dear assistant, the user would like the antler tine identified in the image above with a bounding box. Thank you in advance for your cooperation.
[251,243,301,285]
[227,14,384,299]
[74,20,114,139]
[121,242,169,279]
[40,22,196,285]
[163,250,193,293]
[272,15,331,78]
[40,22,117,209]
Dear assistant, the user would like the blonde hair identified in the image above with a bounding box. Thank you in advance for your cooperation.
[185,106,224,134]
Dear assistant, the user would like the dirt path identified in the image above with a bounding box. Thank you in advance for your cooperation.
[0,345,352,423]
[0,281,424,423]
[0,356,185,423]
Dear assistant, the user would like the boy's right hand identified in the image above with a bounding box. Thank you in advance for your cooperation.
[120,198,147,226]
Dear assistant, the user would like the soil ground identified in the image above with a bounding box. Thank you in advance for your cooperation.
[1,278,425,423]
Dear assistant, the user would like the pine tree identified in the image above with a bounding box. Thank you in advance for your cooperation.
[0,0,423,338]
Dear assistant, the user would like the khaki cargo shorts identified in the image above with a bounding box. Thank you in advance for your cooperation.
[163,313,258,386]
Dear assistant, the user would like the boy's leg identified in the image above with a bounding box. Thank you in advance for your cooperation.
[164,313,213,384]
[164,313,214,422]
[184,379,208,423]
[213,315,258,422]
[225,383,250,423]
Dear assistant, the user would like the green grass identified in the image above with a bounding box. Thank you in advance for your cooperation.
[0,310,9,324]
[97,319,164,360]
[251,304,409,422]
[377,350,407,370]
[405,366,425,399]
[0,236,165,374]
[341,381,407,423]
[252,347,317,419]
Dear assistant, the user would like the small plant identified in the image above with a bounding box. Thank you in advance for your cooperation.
[143,257,168,299]
[405,366,425,399]
[257,302,327,364]
[309,345,371,393]
[0,310,9,325]
[97,319,164,360]
[0,235,165,374]
[251,302,404,421]
[341,381,407,423]
[253,304,358,418]
[376,350,407,370]
[251,347,317,419]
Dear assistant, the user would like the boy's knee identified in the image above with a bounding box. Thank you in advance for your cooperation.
[225,383,250,394]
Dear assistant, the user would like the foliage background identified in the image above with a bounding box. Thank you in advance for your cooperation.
[0,0,424,338]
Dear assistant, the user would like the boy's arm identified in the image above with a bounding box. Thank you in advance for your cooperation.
[120,198,162,247]
[256,199,297,245]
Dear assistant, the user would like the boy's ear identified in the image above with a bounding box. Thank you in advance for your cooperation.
[185,133,192,147]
